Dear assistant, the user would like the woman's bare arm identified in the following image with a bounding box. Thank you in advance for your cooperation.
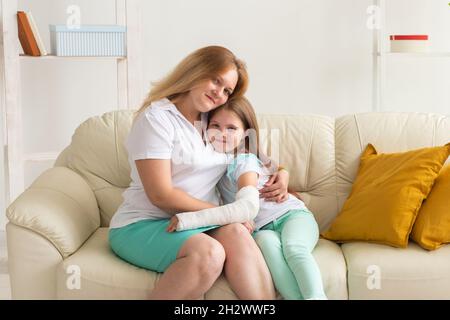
[135,159,216,215]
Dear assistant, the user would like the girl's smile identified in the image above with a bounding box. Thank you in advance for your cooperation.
[207,108,245,153]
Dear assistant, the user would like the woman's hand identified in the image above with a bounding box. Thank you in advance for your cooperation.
[260,169,290,203]
[166,215,179,232]
[241,220,255,234]
[289,189,304,202]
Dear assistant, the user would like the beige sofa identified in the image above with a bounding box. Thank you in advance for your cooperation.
[6,110,450,299]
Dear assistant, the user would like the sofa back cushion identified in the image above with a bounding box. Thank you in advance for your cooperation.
[55,110,338,229]
[257,114,337,231]
[55,110,450,230]
[55,111,134,226]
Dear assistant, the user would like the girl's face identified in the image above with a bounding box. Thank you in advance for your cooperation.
[188,68,239,113]
[208,108,246,153]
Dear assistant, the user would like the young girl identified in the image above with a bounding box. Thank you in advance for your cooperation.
[168,96,327,300]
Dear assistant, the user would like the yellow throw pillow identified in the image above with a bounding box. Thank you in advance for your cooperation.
[322,143,450,248]
[411,165,450,250]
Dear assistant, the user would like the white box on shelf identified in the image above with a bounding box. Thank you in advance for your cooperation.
[389,35,430,53]
[49,25,126,57]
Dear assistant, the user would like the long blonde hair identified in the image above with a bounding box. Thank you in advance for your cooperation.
[135,46,248,119]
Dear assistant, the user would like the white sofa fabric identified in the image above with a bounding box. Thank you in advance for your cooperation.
[6,110,450,299]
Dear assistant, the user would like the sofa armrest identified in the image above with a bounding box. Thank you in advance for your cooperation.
[6,166,100,258]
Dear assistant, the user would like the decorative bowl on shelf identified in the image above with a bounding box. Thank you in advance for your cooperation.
[389,35,430,53]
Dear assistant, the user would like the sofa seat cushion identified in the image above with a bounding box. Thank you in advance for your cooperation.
[205,239,348,300]
[56,228,160,299]
[56,228,348,299]
[342,242,450,299]
[309,239,348,300]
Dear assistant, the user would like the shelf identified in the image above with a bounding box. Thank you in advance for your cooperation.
[2,0,144,204]
[377,52,450,58]
[23,152,60,162]
[20,54,126,60]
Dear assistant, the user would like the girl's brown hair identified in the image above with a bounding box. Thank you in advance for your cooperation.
[208,96,277,171]
[209,96,259,156]
[135,46,248,120]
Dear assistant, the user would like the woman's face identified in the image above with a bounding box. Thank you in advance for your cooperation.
[189,68,239,113]
[207,108,246,153]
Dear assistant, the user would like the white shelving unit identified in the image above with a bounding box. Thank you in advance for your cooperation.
[377,52,450,58]
[19,54,128,60]
[373,0,450,112]
[0,0,144,206]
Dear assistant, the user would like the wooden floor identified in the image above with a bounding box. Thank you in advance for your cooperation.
[0,231,11,300]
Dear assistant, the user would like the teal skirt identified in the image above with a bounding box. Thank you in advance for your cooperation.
[109,219,219,273]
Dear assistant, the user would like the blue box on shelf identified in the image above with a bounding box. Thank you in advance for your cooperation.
[49,25,126,57]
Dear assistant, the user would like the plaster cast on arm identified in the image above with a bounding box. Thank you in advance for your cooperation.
[175,185,259,231]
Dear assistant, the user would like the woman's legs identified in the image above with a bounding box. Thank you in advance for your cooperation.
[207,223,276,300]
[253,230,303,300]
[281,212,327,299]
[149,233,225,299]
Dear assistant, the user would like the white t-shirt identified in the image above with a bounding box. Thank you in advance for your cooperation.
[218,153,308,231]
[110,98,229,229]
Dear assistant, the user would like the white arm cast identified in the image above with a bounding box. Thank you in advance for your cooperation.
[175,185,259,231]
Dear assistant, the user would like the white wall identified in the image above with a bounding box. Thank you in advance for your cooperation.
[142,0,375,117]
[1,0,449,229]
[141,0,450,116]
[382,0,450,114]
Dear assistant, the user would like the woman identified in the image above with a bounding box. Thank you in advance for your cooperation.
[109,46,290,299]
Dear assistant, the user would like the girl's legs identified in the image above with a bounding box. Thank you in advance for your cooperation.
[281,212,327,299]
[253,230,304,299]
[207,223,276,300]
[149,233,225,299]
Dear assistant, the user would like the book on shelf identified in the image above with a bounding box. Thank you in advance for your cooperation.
[17,11,47,56]
[26,11,47,56]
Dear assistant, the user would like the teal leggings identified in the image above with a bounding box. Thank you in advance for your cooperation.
[253,209,327,300]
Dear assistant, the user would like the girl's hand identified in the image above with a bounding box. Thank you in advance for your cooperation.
[260,169,290,203]
[241,220,255,234]
[166,215,179,232]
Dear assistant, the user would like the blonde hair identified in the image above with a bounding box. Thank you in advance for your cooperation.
[135,46,248,119]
